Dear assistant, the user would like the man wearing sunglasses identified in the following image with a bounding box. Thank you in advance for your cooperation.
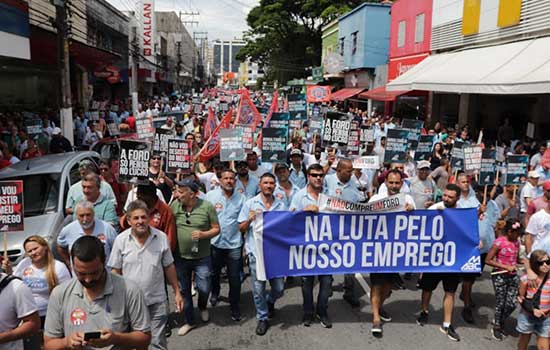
[290,164,333,329]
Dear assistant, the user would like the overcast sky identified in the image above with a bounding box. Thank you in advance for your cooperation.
[107,0,258,41]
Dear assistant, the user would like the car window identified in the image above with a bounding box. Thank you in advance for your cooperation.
[69,163,80,185]
[5,173,61,217]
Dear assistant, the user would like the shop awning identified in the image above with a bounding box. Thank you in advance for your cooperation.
[387,37,550,95]
[359,85,410,101]
[330,87,365,101]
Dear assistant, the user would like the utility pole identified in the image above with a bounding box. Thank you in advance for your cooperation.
[176,41,182,92]
[179,11,199,91]
[130,25,140,118]
[53,0,73,144]
[193,31,208,89]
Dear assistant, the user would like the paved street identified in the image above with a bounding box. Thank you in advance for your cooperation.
[167,272,520,350]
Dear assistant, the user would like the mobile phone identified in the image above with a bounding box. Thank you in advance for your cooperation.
[84,332,101,341]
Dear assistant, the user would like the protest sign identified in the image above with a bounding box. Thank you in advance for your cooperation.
[414,135,435,161]
[352,156,380,170]
[288,94,307,129]
[262,127,287,162]
[136,115,154,140]
[450,141,465,171]
[220,128,245,161]
[89,111,99,121]
[106,122,119,137]
[25,119,43,137]
[384,128,409,163]
[268,112,290,129]
[319,193,405,213]
[496,146,505,163]
[505,155,528,185]
[311,104,321,119]
[166,139,191,173]
[463,145,483,174]
[0,181,24,232]
[479,149,496,185]
[347,121,360,156]
[360,127,375,143]
[309,116,324,136]
[322,112,352,150]
[237,124,254,153]
[402,119,423,150]
[118,140,150,184]
[254,208,481,279]
[153,128,172,155]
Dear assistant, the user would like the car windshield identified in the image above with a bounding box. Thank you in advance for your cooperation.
[4,173,61,217]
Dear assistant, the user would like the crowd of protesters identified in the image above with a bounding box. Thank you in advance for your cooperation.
[1,90,550,350]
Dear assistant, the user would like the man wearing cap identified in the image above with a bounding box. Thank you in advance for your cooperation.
[170,178,220,336]
[205,169,245,321]
[235,161,259,199]
[49,127,72,154]
[274,162,299,206]
[289,149,307,189]
[409,160,437,209]
[66,160,116,215]
[520,171,542,218]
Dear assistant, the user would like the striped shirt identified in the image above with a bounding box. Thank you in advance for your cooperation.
[520,273,550,311]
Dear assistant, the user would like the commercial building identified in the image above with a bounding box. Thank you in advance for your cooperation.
[212,39,245,86]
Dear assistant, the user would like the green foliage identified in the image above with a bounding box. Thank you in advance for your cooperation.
[238,0,372,84]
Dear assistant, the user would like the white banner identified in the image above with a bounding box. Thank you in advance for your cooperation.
[353,156,380,169]
[318,193,406,213]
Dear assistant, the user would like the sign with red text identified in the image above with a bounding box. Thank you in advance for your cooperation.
[140,0,155,59]
[0,181,24,232]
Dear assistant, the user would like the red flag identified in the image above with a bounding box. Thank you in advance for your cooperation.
[203,107,218,140]
[233,90,262,130]
[198,108,233,162]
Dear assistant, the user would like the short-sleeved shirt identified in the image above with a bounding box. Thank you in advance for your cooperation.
[274,182,299,207]
[238,194,287,257]
[13,258,71,316]
[289,166,307,189]
[170,198,219,259]
[57,219,117,260]
[72,195,119,229]
[290,187,321,212]
[409,176,436,209]
[520,182,542,213]
[527,196,550,218]
[370,192,416,211]
[107,227,174,306]
[526,209,550,247]
[520,274,550,311]
[536,166,550,182]
[0,273,38,350]
[248,163,272,179]
[457,190,480,209]
[492,236,519,274]
[324,173,362,203]
[478,200,500,254]
[236,176,259,199]
[495,193,521,220]
[205,188,245,249]
[430,166,449,191]
[44,273,151,342]
[66,180,116,210]
[197,172,219,193]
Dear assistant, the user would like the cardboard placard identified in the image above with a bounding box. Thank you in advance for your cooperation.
[118,140,151,184]
[352,156,380,170]
[347,121,360,156]
[0,181,24,232]
[414,135,435,161]
[479,149,496,185]
[237,124,254,153]
[463,145,483,174]
[107,122,120,137]
[136,115,154,140]
[268,112,289,129]
[322,112,352,150]
[262,127,287,162]
[451,141,465,171]
[220,128,245,161]
[360,127,375,143]
[505,155,528,185]
[25,119,42,136]
[384,128,409,163]
[153,128,172,155]
[166,139,191,173]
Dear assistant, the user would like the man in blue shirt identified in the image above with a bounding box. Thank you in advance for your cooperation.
[323,158,362,308]
[238,173,287,336]
[289,149,307,189]
[273,163,299,206]
[235,161,260,199]
[290,164,333,329]
[205,169,246,321]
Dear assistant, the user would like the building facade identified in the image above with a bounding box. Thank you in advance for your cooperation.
[212,39,245,86]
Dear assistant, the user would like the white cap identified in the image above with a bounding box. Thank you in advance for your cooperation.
[52,127,62,135]
[528,170,540,178]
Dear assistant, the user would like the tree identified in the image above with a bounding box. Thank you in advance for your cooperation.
[237,0,376,84]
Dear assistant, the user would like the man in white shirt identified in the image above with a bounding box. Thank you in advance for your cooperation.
[520,171,542,215]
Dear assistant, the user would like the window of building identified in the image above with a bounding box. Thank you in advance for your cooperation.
[351,31,358,55]
[415,13,425,43]
[339,37,345,56]
[398,20,406,47]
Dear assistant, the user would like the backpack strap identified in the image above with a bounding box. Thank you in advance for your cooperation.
[0,274,21,295]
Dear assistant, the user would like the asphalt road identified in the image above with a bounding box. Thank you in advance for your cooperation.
[166,272,523,350]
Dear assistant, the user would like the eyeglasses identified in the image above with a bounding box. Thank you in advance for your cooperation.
[185,212,191,225]
[309,173,324,178]
[537,259,550,266]
[152,156,161,160]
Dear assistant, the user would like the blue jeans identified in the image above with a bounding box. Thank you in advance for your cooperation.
[211,246,242,314]
[249,254,285,320]
[302,275,333,317]
[174,255,212,326]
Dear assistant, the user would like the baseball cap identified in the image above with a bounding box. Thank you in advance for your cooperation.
[274,163,289,171]
[417,160,431,170]
[528,170,541,178]
[52,127,62,135]
[543,181,550,191]
[175,178,199,192]
[290,149,303,157]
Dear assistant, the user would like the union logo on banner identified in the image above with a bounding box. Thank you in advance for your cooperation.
[306,86,331,103]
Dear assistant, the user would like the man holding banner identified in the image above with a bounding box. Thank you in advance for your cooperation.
[289,164,333,329]
[238,173,287,336]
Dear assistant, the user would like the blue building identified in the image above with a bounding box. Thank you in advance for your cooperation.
[337,2,391,89]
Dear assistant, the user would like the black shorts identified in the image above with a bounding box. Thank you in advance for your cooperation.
[419,273,460,293]
[370,273,398,286]
[461,253,488,282]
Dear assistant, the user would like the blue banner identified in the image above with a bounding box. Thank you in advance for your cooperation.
[260,209,481,279]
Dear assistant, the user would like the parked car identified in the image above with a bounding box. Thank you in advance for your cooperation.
[0,151,100,264]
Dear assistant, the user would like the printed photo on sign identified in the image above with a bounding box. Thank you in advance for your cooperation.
[118,140,151,184]
[322,112,352,150]
[0,180,24,232]
[505,155,528,185]
[220,128,245,161]
[384,128,408,163]
[262,127,287,162]
[166,139,191,173]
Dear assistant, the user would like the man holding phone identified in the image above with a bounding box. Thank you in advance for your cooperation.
[44,236,151,350]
